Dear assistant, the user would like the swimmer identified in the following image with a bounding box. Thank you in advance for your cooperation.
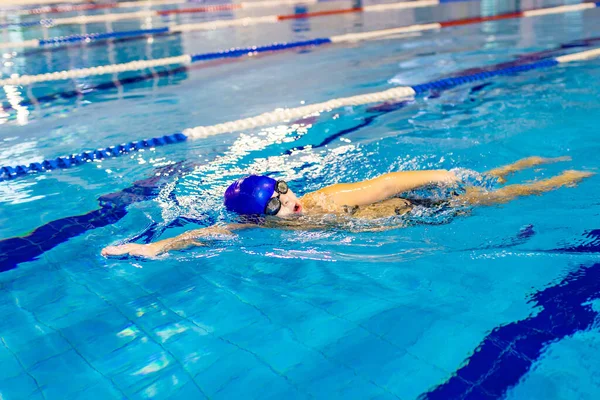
[102,156,593,258]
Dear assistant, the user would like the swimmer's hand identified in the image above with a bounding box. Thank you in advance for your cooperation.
[102,224,256,258]
[102,243,162,258]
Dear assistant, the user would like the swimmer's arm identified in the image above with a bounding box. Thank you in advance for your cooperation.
[311,170,457,207]
[101,223,257,258]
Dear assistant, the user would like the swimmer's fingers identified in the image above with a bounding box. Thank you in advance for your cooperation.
[560,170,596,186]
[102,244,134,256]
[549,156,572,163]
[487,156,573,182]
[520,156,572,166]
[102,243,159,258]
[522,156,569,164]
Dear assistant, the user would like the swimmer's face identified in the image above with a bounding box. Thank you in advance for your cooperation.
[272,188,303,217]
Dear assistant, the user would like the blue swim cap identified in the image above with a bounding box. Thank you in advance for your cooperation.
[224,175,276,215]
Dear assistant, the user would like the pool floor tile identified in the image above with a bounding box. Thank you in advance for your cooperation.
[0,373,40,399]
[28,349,103,399]
[192,348,275,397]
[14,331,72,370]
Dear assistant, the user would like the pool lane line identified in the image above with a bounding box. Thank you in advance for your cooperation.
[2,0,595,50]
[4,1,600,86]
[2,46,600,181]
[0,207,127,273]
[0,161,195,273]
[424,232,600,399]
[4,34,600,115]
[0,0,441,29]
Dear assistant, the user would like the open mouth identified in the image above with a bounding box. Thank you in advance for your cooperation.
[294,203,302,213]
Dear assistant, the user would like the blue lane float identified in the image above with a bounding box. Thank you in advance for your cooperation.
[38,27,170,46]
[412,59,559,94]
[190,38,332,62]
[0,161,196,272]
[0,133,187,181]
[0,20,46,28]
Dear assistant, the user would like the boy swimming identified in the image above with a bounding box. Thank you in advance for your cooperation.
[102,156,593,258]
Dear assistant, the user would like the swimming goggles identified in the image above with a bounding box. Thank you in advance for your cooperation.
[264,180,289,216]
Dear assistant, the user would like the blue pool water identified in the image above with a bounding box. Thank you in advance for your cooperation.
[1,0,600,398]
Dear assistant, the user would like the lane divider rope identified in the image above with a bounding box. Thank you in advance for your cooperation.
[1,0,441,28]
[6,0,189,15]
[1,1,597,50]
[6,0,345,16]
[2,47,599,181]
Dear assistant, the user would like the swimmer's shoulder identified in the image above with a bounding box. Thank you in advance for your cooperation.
[301,190,343,213]
[300,191,322,210]
[300,190,318,203]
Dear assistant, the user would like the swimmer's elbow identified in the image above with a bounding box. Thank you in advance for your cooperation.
[378,176,402,199]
